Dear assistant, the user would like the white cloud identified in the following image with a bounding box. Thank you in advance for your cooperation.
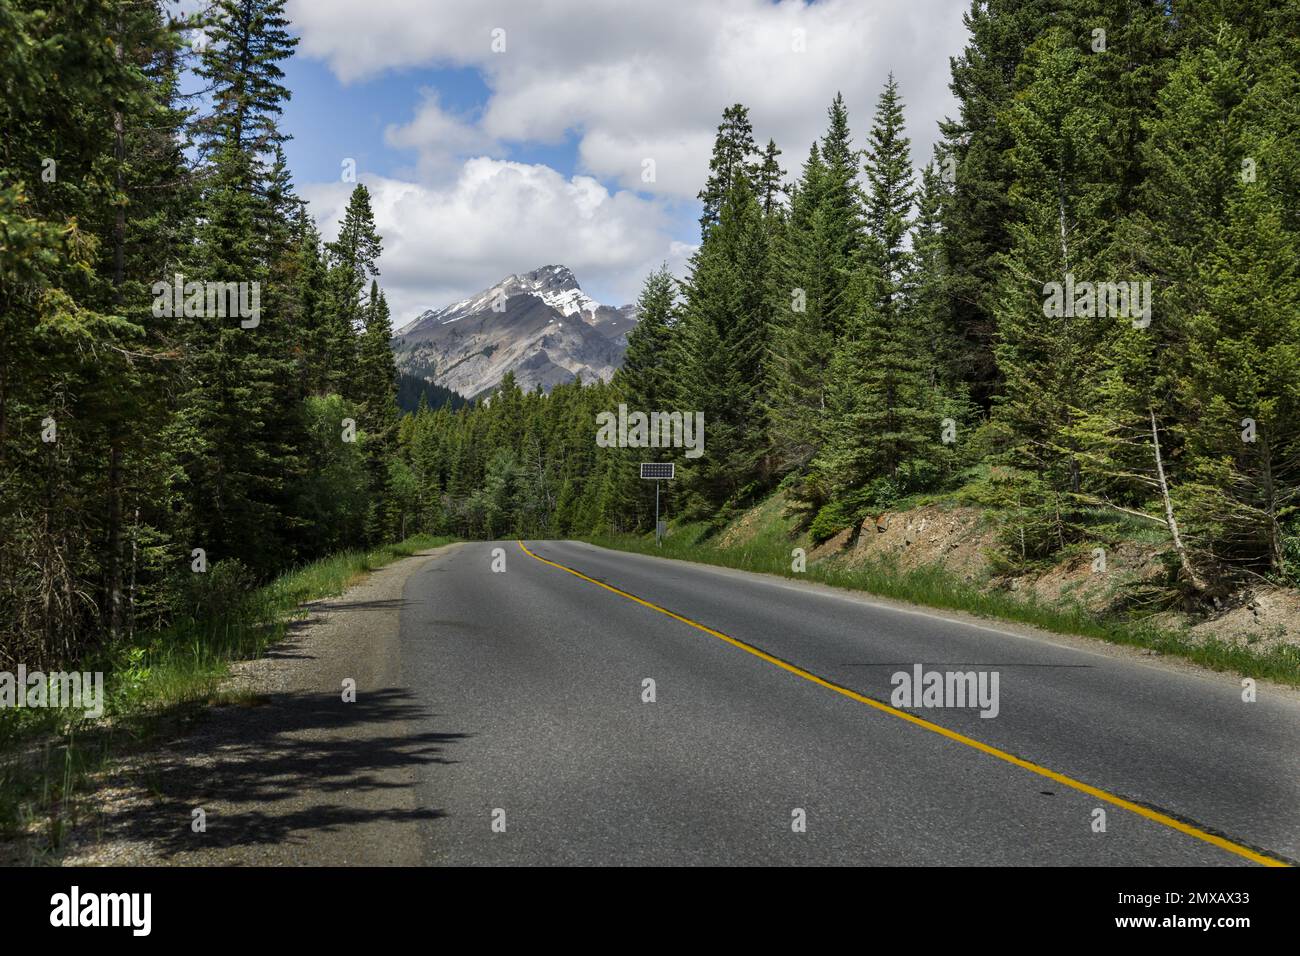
[288,0,969,317]
[384,89,500,183]
[302,161,688,324]
[289,0,968,197]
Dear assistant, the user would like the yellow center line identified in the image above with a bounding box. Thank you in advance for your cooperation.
[517,539,1288,868]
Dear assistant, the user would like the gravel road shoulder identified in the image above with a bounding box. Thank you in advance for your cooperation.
[55,543,462,866]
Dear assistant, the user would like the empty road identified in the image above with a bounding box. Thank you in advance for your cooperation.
[397,540,1300,866]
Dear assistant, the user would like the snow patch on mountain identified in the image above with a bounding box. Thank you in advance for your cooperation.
[390,265,639,399]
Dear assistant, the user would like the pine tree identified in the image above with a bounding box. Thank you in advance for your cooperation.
[0,0,198,658]
[620,265,678,411]
[358,282,400,540]
[1132,15,1300,585]
[765,93,868,484]
[808,77,951,534]
[754,138,787,217]
[765,145,837,479]
[171,0,304,576]
[816,92,864,340]
[608,268,677,530]
[862,74,913,319]
[990,28,1133,563]
[325,183,383,396]
[291,212,332,394]
[193,0,297,158]
[939,0,1058,407]
[675,174,771,516]
[697,104,760,235]
[911,156,956,385]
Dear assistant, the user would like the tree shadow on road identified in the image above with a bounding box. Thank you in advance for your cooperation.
[81,686,465,861]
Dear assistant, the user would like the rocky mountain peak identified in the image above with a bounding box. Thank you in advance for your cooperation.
[514,264,579,291]
[391,265,639,400]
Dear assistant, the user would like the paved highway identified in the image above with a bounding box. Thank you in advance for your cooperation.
[397,540,1300,865]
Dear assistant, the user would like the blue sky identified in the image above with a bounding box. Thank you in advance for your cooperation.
[262,0,968,324]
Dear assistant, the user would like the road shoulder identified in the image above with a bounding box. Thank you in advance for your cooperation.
[56,543,461,866]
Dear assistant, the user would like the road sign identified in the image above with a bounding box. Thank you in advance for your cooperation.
[639,463,674,545]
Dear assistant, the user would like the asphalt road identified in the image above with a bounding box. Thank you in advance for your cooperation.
[398,540,1300,866]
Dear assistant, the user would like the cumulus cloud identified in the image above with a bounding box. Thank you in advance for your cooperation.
[384,89,500,183]
[302,161,691,324]
[289,0,968,195]
[288,0,968,318]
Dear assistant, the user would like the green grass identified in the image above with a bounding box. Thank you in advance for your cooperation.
[0,534,452,854]
[589,517,1300,687]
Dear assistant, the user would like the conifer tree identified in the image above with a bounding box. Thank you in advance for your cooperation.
[1121,17,1300,585]
[326,183,383,395]
[815,92,864,340]
[990,30,1131,562]
[358,282,400,540]
[171,0,303,576]
[765,145,837,479]
[809,78,950,534]
[608,267,678,529]
[697,104,760,235]
[620,265,678,411]
[754,138,787,217]
[675,175,771,515]
[939,0,1057,407]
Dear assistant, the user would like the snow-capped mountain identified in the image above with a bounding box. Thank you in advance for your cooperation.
[391,266,638,401]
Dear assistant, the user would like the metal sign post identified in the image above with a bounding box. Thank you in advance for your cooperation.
[639,463,675,546]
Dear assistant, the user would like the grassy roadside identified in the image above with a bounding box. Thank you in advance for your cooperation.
[0,534,452,856]
[587,525,1300,688]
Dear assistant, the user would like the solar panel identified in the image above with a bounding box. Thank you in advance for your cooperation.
[640,462,675,480]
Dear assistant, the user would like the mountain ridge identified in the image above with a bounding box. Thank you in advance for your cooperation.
[391,265,638,401]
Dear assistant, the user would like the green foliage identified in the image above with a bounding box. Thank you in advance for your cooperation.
[765,95,864,477]
[675,173,772,515]
[806,78,957,524]
[417,18,1300,612]
[809,500,859,544]
[0,0,403,668]
[697,103,760,234]
[4,0,1299,681]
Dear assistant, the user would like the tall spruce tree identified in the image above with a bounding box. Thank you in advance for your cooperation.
[676,175,771,516]
[754,138,787,217]
[810,77,950,535]
[325,183,383,396]
[615,265,679,529]
[697,103,760,235]
[939,0,1058,407]
[990,28,1134,563]
[620,265,678,411]
[358,282,400,540]
[1129,13,1300,585]
[170,0,303,577]
[766,144,838,480]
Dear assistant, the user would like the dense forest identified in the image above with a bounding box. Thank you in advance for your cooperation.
[1,0,406,666]
[2,0,1298,671]
[404,0,1299,596]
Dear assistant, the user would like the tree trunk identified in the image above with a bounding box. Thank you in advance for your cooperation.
[105,433,125,640]
[1150,408,1209,592]
[105,37,126,640]
[1258,432,1285,572]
